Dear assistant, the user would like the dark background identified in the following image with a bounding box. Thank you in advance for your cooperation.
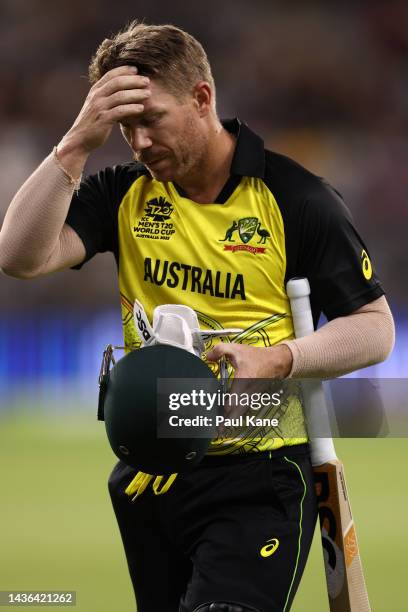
[0,0,407,312]
[1,0,406,404]
[0,3,407,611]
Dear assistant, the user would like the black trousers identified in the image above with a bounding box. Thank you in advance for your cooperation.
[108,444,318,612]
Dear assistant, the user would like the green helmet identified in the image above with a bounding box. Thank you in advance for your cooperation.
[99,344,218,474]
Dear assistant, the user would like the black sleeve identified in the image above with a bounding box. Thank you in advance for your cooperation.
[264,151,384,322]
[65,162,143,268]
[286,180,384,321]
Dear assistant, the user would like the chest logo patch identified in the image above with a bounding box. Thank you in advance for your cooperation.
[219,217,270,254]
[133,196,175,241]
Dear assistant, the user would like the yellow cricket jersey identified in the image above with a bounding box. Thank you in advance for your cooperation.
[66,118,384,455]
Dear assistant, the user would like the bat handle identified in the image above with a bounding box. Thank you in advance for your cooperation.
[287,278,337,465]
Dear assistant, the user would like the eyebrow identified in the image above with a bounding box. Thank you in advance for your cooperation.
[141,110,167,121]
[120,110,166,129]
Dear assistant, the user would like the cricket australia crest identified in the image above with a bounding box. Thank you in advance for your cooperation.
[238,217,258,243]
[219,217,270,254]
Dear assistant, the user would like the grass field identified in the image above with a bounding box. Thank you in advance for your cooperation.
[0,411,406,611]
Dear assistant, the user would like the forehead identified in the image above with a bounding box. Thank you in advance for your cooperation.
[120,78,188,127]
[144,79,182,110]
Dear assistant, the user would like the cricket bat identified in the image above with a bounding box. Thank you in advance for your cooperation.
[287,278,371,612]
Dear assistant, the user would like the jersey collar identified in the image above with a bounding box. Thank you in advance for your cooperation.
[172,118,266,203]
[223,118,265,179]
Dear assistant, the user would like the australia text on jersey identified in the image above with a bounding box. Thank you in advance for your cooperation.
[144,257,246,300]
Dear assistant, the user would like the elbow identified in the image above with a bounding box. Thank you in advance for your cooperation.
[371,310,395,365]
[0,240,43,279]
[0,263,40,279]
[0,251,41,280]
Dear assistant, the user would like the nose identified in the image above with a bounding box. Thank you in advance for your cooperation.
[129,127,152,152]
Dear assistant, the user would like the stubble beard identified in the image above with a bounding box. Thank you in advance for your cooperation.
[134,112,209,185]
[173,116,209,185]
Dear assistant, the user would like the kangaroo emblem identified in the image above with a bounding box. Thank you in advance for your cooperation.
[219,220,239,242]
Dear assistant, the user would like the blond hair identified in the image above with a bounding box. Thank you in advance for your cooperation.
[89,21,215,103]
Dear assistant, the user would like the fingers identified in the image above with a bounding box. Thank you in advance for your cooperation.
[64,66,152,155]
[87,67,151,124]
[206,342,238,366]
[207,343,292,379]
[102,103,147,123]
[104,86,151,110]
[97,74,150,98]
[90,67,151,113]
[206,343,252,377]
[93,65,140,88]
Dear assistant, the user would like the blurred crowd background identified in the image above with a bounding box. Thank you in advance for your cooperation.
[1,6,406,609]
[0,0,407,407]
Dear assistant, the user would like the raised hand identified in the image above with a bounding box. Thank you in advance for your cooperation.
[56,65,151,177]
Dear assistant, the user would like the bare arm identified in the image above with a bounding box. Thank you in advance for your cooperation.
[206,296,395,379]
[0,65,151,278]
[0,151,86,278]
[282,295,395,378]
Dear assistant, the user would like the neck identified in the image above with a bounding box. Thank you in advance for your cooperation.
[177,119,236,203]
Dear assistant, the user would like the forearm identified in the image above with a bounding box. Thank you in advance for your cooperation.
[282,296,395,378]
[0,148,86,277]
[0,66,153,278]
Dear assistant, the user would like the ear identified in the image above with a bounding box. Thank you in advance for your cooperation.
[192,81,212,117]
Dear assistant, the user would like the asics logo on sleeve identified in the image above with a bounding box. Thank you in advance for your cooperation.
[260,538,280,558]
[361,249,373,280]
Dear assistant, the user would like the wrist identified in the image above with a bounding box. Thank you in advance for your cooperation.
[56,132,90,181]
[266,344,293,378]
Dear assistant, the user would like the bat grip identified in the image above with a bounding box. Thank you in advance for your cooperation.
[287,278,337,465]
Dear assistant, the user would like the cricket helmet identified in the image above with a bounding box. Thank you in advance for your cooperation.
[99,344,218,474]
